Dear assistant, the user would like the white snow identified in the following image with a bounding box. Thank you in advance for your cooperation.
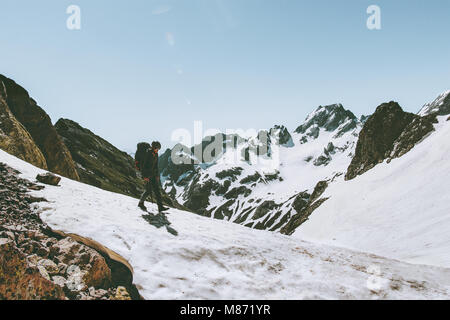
[1,148,450,299]
[294,116,450,268]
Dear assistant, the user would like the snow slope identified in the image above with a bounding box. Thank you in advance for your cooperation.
[294,116,450,268]
[1,149,450,299]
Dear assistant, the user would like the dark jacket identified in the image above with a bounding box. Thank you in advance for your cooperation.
[141,149,159,178]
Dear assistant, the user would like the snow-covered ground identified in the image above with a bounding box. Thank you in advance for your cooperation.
[294,116,450,268]
[1,149,450,299]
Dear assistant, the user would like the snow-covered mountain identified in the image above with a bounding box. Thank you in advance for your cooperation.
[294,115,450,268]
[160,104,365,233]
[2,149,450,300]
[418,90,450,116]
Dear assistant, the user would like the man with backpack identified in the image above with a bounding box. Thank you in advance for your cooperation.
[135,141,169,213]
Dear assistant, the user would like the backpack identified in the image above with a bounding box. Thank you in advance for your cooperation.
[135,142,151,171]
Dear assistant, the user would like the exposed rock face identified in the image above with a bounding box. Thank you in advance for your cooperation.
[295,104,358,138]
[183,177,221,214]
[159,147,195,185]
[55,119,141,197]
[269,125,294,147]
[418,90,450,116]
[0,94,47,169]
[0,75,79,181]
[281,181,329,235]
[346,102,437,180]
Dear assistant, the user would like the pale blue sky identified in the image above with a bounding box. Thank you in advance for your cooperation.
[0,0,449,151]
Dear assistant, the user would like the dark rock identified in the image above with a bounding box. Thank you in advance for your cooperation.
[214,200,235,220]
[36,246,50,258]
[295,104,358,138]
[313,155,331,167]
[183,178,220,213]
[292,192,310,214]
[240,172,262,184]
[36,173,61,186]
[251,201,279,220]
[346,102,436,180]
[224,186,252,200]
[269,125,294,147]
[418,91,450,116]
[388,113,438,159]
[215,180,231,196]
[55,119,138,197]
[215,167,243,181]
[263,172,280,183]
[281,181,329,235]
[0,93,48,169]
[310,181,328,202]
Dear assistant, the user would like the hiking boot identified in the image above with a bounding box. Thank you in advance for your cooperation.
[138,202,147,211]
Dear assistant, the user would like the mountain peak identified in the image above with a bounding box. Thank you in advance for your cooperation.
[294,104,358,137]
[418,90,450,116]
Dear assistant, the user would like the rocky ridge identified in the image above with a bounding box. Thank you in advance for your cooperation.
[346,101,438,180]
[0,92,47,169]
[0,74,79,181]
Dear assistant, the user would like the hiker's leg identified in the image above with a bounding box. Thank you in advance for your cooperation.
[150,178,164,210]
[139,181,151,204]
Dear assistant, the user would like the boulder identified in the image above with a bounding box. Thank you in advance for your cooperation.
[36,173,61,186]
[82,253,112,289]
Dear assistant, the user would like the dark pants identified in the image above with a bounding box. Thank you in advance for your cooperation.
[139,178,163,209]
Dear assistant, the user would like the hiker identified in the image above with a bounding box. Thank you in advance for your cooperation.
[136,141,169,213]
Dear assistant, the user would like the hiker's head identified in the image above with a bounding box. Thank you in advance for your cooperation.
[152,141,161,152]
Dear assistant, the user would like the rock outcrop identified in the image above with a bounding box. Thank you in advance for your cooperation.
[346,102,437,180]
[55,119,141,197]
[0,162,138,300]
[295,104,358,138]
[0,94,48,170]
[418,90,450,116]
[280,180,329,235]
[0,74,79,181]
